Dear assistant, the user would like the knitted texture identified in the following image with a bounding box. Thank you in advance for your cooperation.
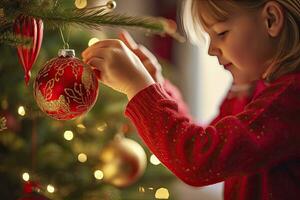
[125,72,300,200]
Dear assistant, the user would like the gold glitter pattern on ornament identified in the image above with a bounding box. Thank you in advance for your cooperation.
[71,60,81,79]
[35,89,70,113]
[82,65,94,91]
[64,83,87,108]
[0,117,7,131]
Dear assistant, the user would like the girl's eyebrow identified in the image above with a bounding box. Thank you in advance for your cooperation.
[205,21,226,30]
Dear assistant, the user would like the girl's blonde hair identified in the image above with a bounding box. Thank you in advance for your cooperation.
[182,0,300,81]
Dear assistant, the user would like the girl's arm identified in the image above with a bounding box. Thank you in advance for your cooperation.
[125,74,299,186]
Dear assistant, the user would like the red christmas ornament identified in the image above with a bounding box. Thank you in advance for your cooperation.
[18,181,48,200]
[34,49,99,120]
[0,110,21,132]
[13,15,44,85]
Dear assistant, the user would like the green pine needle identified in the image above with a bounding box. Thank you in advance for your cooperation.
[29,7,166,34]
[0,31,32,46]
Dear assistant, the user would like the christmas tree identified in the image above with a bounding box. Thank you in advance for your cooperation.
[0,0,182,199]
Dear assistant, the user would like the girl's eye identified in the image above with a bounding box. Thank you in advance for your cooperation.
[217,31,228,38]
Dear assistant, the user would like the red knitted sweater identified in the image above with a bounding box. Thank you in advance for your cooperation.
[125,72,300,200]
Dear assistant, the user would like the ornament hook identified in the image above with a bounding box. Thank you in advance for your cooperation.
[59,27,71,49]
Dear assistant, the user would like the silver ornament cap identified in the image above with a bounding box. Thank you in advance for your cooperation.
[58,49,75,57]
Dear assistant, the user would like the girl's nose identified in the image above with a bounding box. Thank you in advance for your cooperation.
[208,42,221,57]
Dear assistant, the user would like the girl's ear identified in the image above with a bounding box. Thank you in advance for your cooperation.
[262,1,284,37]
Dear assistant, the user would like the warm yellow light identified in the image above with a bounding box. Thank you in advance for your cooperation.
[150,154,161,165]
[64,130,74,141]
[77,124,86,129]
[155,188,169,199]
[47,184,55,193]
[88,38,100,47]
[18,106,26,116]
[138,186,145,193]
[94,170,104,180]
[97,122,107,132]
[78,153,87,163]
[75,0,87,9]
[22,172,30,181]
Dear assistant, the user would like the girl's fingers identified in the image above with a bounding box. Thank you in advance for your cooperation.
[137,45,157,62]
[119,30,138,50]
[82,47,107,63]
[143,59,157,74]
[82,39,122,57]
[86,57,105,74]
[91,66,102,80]
[118,31,151,61]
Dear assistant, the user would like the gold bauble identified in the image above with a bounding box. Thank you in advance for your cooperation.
[98,136,147,187]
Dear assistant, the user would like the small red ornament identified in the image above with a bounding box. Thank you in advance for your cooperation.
[34,49,99,120]
[18,181,48,200]
[13,15,43,85]
[0,110,21,132]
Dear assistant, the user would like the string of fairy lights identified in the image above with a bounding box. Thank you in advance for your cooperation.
[0,0,174,199]
[17,105,169,199]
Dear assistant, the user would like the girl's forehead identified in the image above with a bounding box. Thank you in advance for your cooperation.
[198,10,230,30]
[196,2,256,29]
[199,13,224,28]
[195,1,232,28]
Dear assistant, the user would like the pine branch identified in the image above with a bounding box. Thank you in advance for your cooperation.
[0,18,12,33]
[0,31,32,46]
[1,1,184,41]
[29,7,167,34]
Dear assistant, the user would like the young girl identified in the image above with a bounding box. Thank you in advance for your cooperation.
[82,0,300,199]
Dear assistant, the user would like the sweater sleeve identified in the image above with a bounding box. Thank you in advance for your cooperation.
[162,79,192,120]
[125,75,300,186]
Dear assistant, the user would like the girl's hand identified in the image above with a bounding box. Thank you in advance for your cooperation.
[119,31,164,83]
[82,39,155,100]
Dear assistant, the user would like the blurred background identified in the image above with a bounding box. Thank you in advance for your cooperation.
[0,0,233,199]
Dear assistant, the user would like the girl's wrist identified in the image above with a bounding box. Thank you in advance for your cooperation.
[126,78,155,100]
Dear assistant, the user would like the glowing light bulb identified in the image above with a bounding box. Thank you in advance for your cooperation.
[47,184,55,193]
[77,124,86,129]
[94,170,104,180]
[75,0,87,9]
[18,106,26,116]
[96,122,107,132]
[22,172,30,181]
[64,130,74,141]
[150,154,161,165]
[88,38,100,47]
[155,188,169,199]
[138,186,145,193]
[78,153,87,163]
